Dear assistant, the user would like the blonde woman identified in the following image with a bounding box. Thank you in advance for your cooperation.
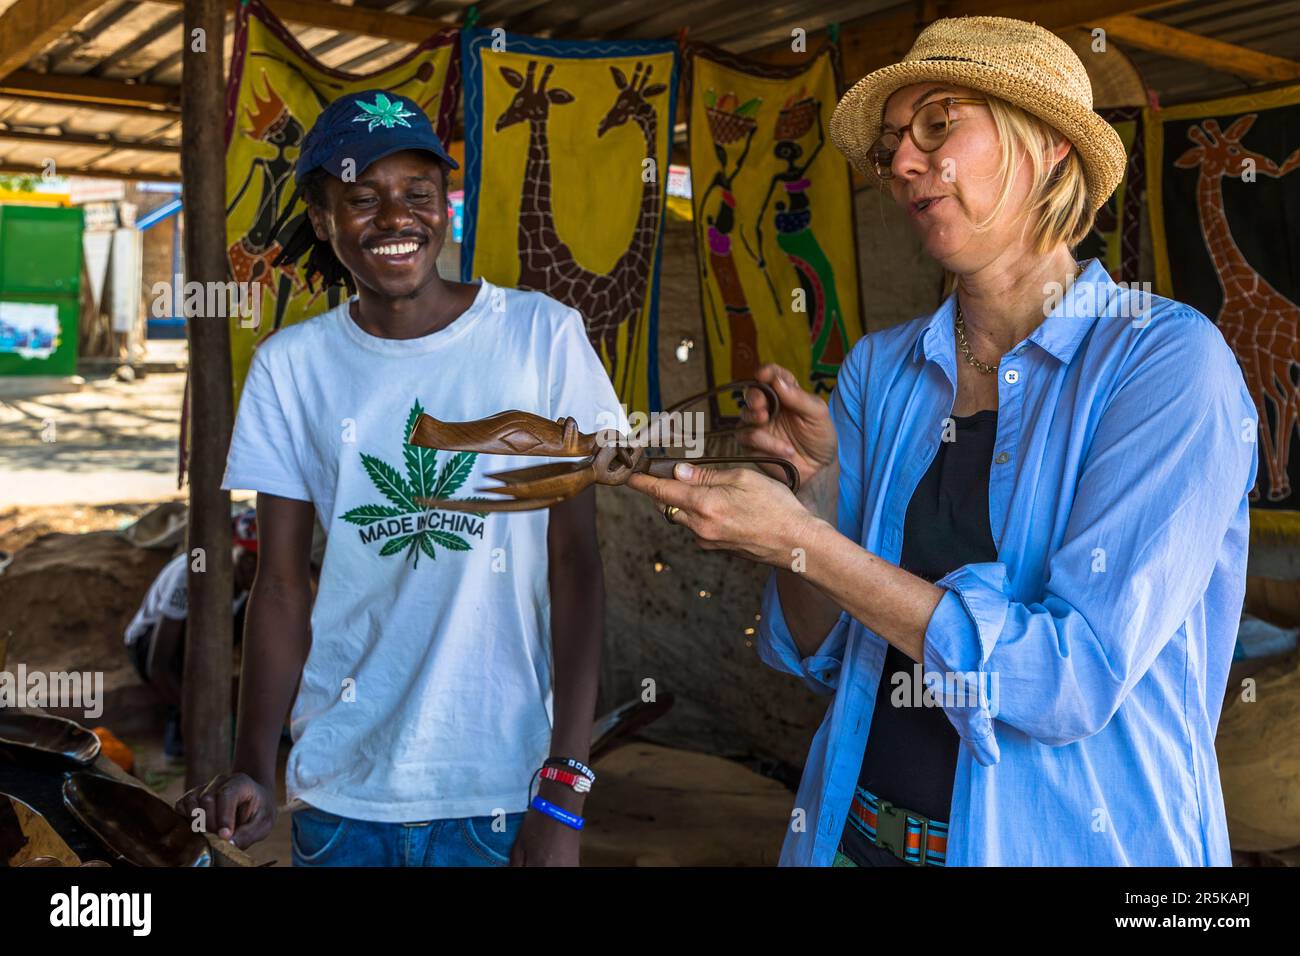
[629,17,1256,866]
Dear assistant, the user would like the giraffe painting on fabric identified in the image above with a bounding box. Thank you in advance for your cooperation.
[496,59,667,396]
[1175,115,1300,501]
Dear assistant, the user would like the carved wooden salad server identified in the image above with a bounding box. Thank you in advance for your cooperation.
[408,380,800,512]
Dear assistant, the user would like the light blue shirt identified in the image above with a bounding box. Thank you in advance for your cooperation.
[758,258,1257,866]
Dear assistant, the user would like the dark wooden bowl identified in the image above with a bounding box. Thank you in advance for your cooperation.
[0,712,100,766]
[62,772,211,867]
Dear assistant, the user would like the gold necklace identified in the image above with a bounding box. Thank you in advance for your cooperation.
[955,303,998,374]
[955,261,1083,375]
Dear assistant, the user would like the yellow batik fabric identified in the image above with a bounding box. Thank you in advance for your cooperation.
[224,0,459,404]
[460,29,680,413]
[688,45,863,419]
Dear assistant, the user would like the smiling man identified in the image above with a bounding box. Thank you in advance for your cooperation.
[177,90,622,866]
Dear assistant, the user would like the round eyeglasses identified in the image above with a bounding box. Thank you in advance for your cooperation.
[869,97,987,180]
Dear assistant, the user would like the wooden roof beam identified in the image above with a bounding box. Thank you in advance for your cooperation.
[0,127,179,153]
[0,162,177,183]
[1093,14,1300,83]
[0,0,106,78]
[0,70,180,111]
[746,0,1187,81]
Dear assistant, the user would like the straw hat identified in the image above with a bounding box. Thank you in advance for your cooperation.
[830,16,1126,215]
[1059,28,1148,109]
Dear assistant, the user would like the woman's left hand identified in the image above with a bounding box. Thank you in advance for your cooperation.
[626,462,820,568]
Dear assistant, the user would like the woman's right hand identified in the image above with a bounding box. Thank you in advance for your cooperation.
[739,363,837,488]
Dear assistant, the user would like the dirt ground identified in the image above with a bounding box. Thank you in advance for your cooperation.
[0,370,187,507]
[0,508,191,830]
[0,501,161,555]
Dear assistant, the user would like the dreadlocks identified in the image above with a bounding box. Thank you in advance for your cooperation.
[270,168,355,295]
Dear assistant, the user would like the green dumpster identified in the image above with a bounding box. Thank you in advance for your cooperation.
[0,204,84,377]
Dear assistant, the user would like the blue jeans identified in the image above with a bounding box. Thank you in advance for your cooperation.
[291,805,526,867]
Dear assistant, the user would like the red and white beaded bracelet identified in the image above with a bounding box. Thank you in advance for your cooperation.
[540,765,592,793]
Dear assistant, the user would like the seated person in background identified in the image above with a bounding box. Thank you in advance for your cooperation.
[123,509,258,760]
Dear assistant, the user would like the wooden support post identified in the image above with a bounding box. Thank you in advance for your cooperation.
[181,0,233,789]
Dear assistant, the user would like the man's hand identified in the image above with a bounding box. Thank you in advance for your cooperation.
[175,772,276,850]
[509,808,581,866]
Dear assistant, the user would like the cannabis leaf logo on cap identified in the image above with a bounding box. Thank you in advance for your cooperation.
[351,92,417,133]
[341,399,488,568]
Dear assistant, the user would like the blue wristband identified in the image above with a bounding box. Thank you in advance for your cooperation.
[529,795,584,831]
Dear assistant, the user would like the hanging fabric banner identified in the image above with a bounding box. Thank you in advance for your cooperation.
[686,44,863,422]
[1076,106,1144,284]
[223,0,460,403]
[460,29,679,414]
[1147,84,1300,508]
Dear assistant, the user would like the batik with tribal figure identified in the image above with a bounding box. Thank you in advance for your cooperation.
[687,44,862,424]
[223,0,460,404]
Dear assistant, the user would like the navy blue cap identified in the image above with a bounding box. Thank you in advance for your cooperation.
[295,90,458,187]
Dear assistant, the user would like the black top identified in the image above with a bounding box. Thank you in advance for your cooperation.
[839,408,999,866]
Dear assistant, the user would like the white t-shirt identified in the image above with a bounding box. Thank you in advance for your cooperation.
[222,279,623,822]
[123,552,249,647]
[123,552,189,647]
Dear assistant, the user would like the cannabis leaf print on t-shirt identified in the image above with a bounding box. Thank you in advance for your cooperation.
[341,399,488,567]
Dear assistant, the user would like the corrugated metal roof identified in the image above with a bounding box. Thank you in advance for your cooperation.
[0,0,1298,181]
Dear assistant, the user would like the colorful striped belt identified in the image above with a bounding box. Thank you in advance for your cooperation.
[846,785,948,866]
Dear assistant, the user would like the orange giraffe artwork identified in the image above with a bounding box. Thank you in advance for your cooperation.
[1175,115,1300,501]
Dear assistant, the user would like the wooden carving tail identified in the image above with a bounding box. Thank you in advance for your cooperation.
[408,413,487,451]
[408,410,596,457]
